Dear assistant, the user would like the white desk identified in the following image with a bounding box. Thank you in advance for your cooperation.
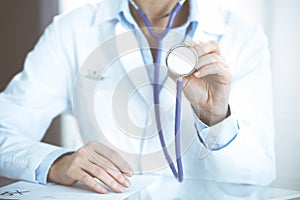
[1,176,300,200]
[271,188,300,200]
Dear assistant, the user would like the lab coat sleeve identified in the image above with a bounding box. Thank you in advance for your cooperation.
[36,149,74,184]
[197,22,275,185]
[194,106,239,150]
[0,17,74,182]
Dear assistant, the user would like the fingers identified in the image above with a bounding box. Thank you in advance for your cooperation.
[168,40,225,82]
[87,151,131,188]
[62,141,133,194]
[182,40,230,80]
[184,40,221,57]
[80,161,125,193]
[194,52,229,79]
[194,63,231,84]
[194,63,220,78]
[88,141,133,177]
[196,53,228,71]
[74,171,108,194]
[82,141,133,192]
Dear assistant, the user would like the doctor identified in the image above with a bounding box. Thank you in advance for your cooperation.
[0,0,275,194]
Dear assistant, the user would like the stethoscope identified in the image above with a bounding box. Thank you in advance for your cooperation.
[129,0,198,182]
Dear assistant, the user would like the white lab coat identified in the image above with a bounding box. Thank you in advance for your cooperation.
[0,0,275,185]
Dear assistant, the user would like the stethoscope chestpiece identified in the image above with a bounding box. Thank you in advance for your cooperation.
[165,44,199,78]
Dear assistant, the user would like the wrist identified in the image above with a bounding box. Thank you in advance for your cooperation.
[195,105,230,126]
[48,153,74,184]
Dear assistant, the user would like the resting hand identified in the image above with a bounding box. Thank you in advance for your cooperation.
[48,141,133,194]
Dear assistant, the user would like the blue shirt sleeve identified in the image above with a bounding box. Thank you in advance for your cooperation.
[35,149,74,184]
[193,106,240,151]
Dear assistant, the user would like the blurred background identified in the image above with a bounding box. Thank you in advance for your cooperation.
[0,0,299,190]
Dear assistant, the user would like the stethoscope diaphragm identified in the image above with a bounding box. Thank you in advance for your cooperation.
[165,44,198,77]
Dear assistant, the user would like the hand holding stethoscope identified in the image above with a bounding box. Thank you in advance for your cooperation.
[167,40,232,127]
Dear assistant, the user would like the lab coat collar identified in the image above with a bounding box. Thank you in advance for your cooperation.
[91,0,136,28]
[91,0,121,25]
[91,0,229,36]
[193,0,229,35]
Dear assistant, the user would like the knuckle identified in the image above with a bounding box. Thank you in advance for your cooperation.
[83,146,95,156]
[183,40,195,46]
[102,163,112,171]
[203,45,212,53]
[207,54,215,63]
[107,180,118,189]
[121,161,130,169]
[80,173,90,182]
[208,40,218,47]
[104,163,118,173]
[116,173,125,182]
[77,146,87,156]
[98,159,109,169]
[109,151,119,160]
[94,167,104,177]
[215,63,222,74]
[194,45,204,56]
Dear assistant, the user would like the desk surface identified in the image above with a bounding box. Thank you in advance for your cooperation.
[1,176,300,200]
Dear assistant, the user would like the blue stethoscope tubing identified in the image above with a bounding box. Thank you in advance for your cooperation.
[129,0,186,182]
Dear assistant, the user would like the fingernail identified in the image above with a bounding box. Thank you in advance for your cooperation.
[126,171,133,177]
[194,71,201,78]
[102,189,108,194]
[124,180,130,187]
[116,185,124,193]
[97,186,107,194]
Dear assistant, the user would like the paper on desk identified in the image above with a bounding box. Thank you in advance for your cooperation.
[0,175,157,200]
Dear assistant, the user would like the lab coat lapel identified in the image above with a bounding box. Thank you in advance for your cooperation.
[114,22,153,107]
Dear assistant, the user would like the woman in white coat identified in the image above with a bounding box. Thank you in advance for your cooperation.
[0,0,275,194]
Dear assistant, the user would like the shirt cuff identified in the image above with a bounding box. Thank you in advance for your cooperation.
[193,106,240,151]
[35,149,74,184]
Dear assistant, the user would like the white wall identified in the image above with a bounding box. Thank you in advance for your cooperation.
[59,0,300,190]
[268,0,300,190]
[218,0,300,190]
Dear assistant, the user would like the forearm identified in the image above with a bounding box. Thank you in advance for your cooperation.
[0,132,70,182]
